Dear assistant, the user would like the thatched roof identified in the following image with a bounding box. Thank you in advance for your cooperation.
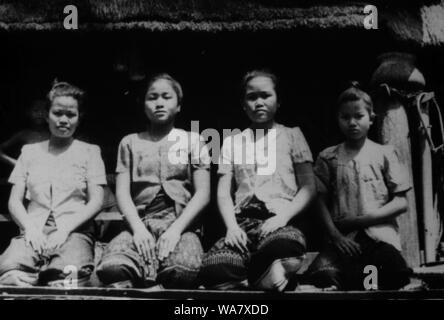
[0,0,443,46]
[421,3,444,45]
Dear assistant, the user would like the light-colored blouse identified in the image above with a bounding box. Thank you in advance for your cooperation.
[9,140,107,232]
[218,123,313,215]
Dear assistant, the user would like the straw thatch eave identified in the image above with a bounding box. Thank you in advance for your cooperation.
[0,0,442,46]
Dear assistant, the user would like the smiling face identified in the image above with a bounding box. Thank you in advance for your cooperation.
[144,79,180,125]
[338,99,373,142]
[243,76,279,125]
[47,96,80,139]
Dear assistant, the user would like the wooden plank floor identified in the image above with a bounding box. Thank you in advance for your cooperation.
[1,286,444,300]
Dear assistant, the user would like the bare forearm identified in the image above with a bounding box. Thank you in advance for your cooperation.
[170,190,209,234]
[336,215,385,232]
[217,174,238,230]
[116,172,145,233]
[8,200,33,230]
[117,192,145,232]
[316,196,342,238]
[284,184,315,220]
[64,191,104,233]
[0,135,21,167]
[336,196,408,231]
[218,194,238,230]
[0,151,16,167]
[372,196,408,220]
[281,162,316,221]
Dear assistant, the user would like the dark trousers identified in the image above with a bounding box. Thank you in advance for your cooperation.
[307,231,412,290]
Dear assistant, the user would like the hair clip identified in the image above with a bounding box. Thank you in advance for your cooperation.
[348,81,361,89]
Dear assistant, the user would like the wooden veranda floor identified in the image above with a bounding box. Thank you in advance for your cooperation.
[1,286,444,300]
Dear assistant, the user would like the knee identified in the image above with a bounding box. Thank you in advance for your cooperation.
[378,265,412,290]
[157,265,200,289]
[0,244,34,276]
[0,258,33,278]
[96,259,138,285]
[158,233,204,289]
[371,245,412,290]
[249,229,306,285]
[199,249,247,288]
[0,262,18,277]
[165,233,203,270]
[257,227,306,260]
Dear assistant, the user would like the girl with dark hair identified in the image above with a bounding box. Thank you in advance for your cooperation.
[306,83,412,290]
[96,74,210,289]
[0,81,106,287]
[200,70,316,291]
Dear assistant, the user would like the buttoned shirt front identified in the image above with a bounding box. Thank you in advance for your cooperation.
[9,140,107,232]
[314,139,411,250]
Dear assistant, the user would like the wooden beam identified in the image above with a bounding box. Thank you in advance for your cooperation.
[376,100,421,267]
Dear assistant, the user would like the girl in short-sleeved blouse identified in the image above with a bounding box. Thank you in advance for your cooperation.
[199,70,316,291]
[0,82,106,287]
[96,74,210,289]
[306,84,411,290]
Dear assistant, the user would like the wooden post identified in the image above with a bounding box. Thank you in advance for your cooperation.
[417,97,440,263]
[377,99,421,267]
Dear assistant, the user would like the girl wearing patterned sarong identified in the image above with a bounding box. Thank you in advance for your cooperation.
[96,74,210,289]
[199,70,316,291]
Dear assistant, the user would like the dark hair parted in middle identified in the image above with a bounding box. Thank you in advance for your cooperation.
[241,69,281,102]
[337,81,374,118]
[47,80,86,114]
[146,73,184,105]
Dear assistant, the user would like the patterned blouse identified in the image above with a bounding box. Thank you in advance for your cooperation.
[314,139,411,250]
[116,128,210,212]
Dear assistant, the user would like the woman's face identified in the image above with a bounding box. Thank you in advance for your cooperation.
[47,96,80,139]
[144,79,180,125]
[243,76,279,124]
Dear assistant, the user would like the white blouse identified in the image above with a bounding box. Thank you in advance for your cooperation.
[9,140,107,232]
